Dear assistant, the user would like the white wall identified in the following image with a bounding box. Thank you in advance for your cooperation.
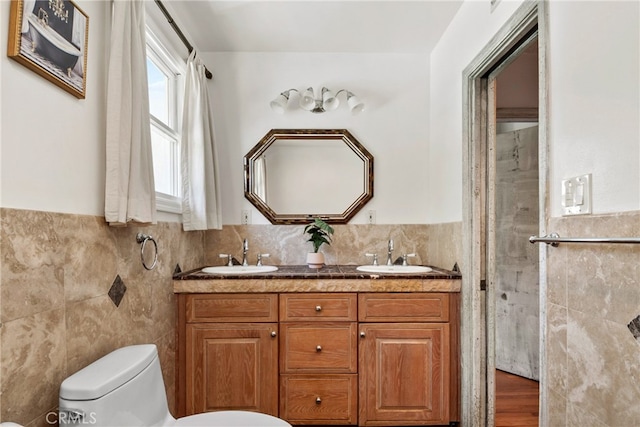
[202,52,431,225]
[1,1,109,216]
[547,0,639,216]
[430,0,640,222]
[429,0,526,224]
[4,1,637,223]
[2,5,433,226]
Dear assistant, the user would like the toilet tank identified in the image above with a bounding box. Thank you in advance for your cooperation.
[59,345,175,427]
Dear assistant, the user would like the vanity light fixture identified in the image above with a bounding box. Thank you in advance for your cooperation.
[270,87,365,114]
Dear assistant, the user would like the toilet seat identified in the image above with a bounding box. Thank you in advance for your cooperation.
[174,411,291,427]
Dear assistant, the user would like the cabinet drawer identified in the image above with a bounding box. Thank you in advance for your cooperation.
[280,375,358,425]
[186,294,278,323]
[359,293,449,322]
[280,293,357,321]
[280,323,357,373]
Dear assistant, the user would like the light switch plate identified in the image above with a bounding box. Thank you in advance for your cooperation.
[562,173,592,216]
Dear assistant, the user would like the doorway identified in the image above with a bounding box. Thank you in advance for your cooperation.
[492,40,540,426]
[460,2,549,426]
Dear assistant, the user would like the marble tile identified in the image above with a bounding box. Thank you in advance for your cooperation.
[65,295,125,375]
[24,405,59,427]
[566,244,640,326]
[204,224,454,269]
[547,218,568,307]
[0,209,201,426]
[546,389,567,427]
[150,274,178,338]
[567,309,640,425]
[545,210,640,426]
[58,214,118,303]
[155,332,176,415]
[1,309,66,425]
[173,277,460,294]
[546,302,567,395]
[1,209,65,322]
[425,221,463,271]
[566,402,607,427]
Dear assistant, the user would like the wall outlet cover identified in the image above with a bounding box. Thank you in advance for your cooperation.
[367,210,376,224]
[241,210,251,225]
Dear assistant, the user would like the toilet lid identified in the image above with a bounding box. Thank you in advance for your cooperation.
[174,411,291,427]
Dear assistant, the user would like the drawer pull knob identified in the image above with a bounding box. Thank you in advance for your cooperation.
[360,331,366,338]
[315,305,322,312]
[271,331,277,337]
[316,345,322,352]
[315,397,322,404]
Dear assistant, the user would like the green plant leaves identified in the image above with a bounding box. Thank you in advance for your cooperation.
[304,218,334,253]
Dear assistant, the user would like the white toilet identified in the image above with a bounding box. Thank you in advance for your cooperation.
[58,344,291,427]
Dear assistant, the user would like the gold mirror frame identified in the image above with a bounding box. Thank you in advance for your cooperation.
[244,129,374,224]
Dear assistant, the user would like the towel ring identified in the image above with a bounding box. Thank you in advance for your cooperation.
[136,233,158,270]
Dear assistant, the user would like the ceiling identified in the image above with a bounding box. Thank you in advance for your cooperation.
[158,1,464,54]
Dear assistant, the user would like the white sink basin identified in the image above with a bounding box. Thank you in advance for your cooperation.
[356,265,433,274]
[201,265,279,275]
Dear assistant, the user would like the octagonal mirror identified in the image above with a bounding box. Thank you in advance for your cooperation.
[244,129,374,224]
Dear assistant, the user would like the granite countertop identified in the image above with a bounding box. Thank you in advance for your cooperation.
[173,264,461,294]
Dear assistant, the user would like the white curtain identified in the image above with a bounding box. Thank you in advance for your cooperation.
[104,0,156,225]
[181,50,222,230]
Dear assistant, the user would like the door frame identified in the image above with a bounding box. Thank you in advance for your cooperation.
[460,1,549,425]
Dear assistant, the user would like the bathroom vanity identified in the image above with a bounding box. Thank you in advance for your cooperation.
[173,265,461,426]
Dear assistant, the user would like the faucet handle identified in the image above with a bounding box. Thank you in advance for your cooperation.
[257,253,270,266]
[365,253,379,266]
[219,253,233,266]
[402,253,416,266]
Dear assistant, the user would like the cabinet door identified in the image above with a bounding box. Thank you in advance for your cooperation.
[359,323,450,426]
[186,323,278,416]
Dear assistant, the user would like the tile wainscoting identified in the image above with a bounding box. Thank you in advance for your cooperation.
[545,210,640,426]
[203,222,462,270]
[0,208,205,426]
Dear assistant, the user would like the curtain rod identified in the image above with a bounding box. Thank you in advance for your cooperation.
[154,0,212,79]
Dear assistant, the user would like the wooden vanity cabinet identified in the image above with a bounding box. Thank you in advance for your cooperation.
[358,293,452,426]
[177,291,460,426]
[279,293,358,425]
[181,294,279,416]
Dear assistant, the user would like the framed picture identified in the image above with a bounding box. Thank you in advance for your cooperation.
[7,0,89,99]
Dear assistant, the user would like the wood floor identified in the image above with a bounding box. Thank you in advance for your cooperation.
[495,369,540,427]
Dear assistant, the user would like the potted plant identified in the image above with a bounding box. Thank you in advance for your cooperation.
[303,217,334,268]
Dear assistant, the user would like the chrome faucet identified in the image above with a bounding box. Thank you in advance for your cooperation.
[257,253,270,266]
[241,238,249,266]
[365,253,379,266]
[386,239,394,266]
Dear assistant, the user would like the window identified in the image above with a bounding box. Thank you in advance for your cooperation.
[146,28,185,214]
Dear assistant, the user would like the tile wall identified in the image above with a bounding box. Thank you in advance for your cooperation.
[546,210,640,426]
[0,209,462,426]
[203,222,462,271]
[0,208,204,426]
